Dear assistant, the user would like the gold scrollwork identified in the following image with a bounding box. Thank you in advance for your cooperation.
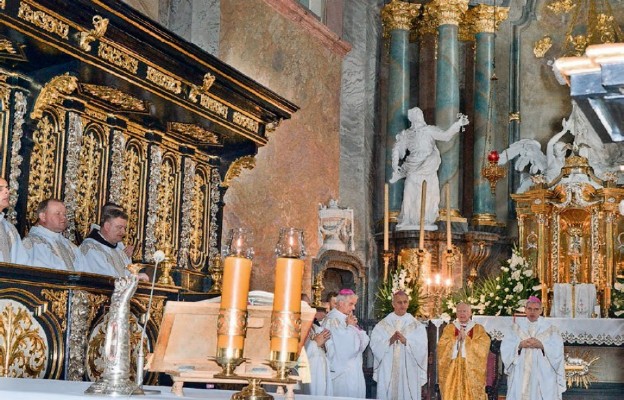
[199,95,229,119]
[75,132,104,239]
[189,73,216,101]
[156,157,178,258]
[41,289,68,332]
[80,83,146,112]
[18,1,69,40]
[427,0,469,27]
[217,308,248,337]
[232,111,259,133]
[534,36,553,58]
[269,311,302,339]
[79,15,109,52]
[222,155,255,188]
[27,116,58,221]
[0,302,48,378]
[467,5,509,34]
[381,0,420,39]
[0,38,17,54]
[146,66,182,94]
[98,42,139,74]
[31,73,78,119]
[547,0,576,14]
[122,144,145,260]
[168,122,219,145]
[189,173,206,269]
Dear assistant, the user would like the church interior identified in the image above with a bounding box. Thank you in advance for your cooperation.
[0,0,623,399]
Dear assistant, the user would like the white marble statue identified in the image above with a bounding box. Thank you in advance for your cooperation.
[390,107,468,231]
[318,199,354,253]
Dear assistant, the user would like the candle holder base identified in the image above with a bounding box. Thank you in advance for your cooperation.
[231,378,274,400]
[268,351,298,381]
[213,347,245,377]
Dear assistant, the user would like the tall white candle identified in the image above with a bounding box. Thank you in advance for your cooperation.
[383,183,389,251]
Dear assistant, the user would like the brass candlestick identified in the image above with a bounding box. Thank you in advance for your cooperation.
[208,255,224,294]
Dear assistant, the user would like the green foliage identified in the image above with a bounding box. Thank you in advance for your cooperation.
[610,275,624,318]
[443,248,541,317]
[375,266,423,319]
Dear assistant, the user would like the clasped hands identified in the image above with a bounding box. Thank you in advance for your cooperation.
[519,337,544,351]
[389,331,406,346]
[314,329,331,346]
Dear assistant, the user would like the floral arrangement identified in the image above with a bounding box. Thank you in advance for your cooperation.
[610,275,624,318]
[375,266,422,318]
[444,248,541,317]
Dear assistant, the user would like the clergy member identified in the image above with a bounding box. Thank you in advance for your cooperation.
[23,199,83,271]
[322,288,369,398]
[80,207,136,277]
[501,296,566,400]
[300,296,332,396]
[438,302,491,400]
[370,290,428,400]
[0,177,28,264]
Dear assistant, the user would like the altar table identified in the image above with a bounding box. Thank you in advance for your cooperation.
[0,377,349,400]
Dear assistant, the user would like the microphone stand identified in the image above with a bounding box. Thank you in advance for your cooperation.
[135,257,164,395]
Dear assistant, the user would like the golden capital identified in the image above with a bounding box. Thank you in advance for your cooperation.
[381,0,421,33]
[467,5,509,34]
[428,0,469,26]
[417,5,439,37]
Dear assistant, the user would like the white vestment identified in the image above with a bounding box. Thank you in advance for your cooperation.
[23,225,82,271]
[322,308,370,398]
[370,312,428,400]
[300,324,333,396]
[79,232,130,277]
[501,317,566,400]
[0,212,28,264]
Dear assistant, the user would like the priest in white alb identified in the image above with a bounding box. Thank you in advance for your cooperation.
[322,288,369,398]
[24,199,83,271]
[370,290,428,400]
[501,296,566,400]
[300,297,332,396]
[0,177,28,264]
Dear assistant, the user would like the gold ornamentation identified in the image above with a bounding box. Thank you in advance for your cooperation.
[0,301,48,378]
[509,112,520,122]
[189,72,216,101]
[146,66,182,94]
[418,6,439,37]
[208,168,221,259]
[467,5,509,34]
[266,119,282,133]
[155,157,178,260]
[534,36,553,58]
[482,159,506,194]
[121,142,145,260]
[18,1,69,40]
[0,1,4,10]
[75,132,104,239]
[31,73,78,119]
[0,39,17,54]
[144,146,162,262]
[79,15,109,52]
[27,116,58,222]
[381,0,421,39]
[168,122,219,145]
[79,84,147,112]
[199,95,229,119]
[7,91,27,224]
[427,0,469,27]
[269,311,302,339]
[189,171,207,269]
[63,112,83,242]
[98,42,139,74]
[107,130,126,206]
[564,349,599,389]
[178,158,195,270]
[232,111,259,133]
[41,289,68,332]
[85,108,107,121]
[208,256,223,294]
[217,308,248,337]
[222,155,255,188]
[548,0,576,14]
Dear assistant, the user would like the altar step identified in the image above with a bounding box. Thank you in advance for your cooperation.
[497,382,624,399]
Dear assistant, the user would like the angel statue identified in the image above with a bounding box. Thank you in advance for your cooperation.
[390,107,469,230]
[498,118,572,193]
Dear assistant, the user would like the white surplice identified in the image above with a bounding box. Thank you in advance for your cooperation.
[79,234,130,277]
[300,324,333,396]
[322,308,370,398]
[370,312,428,400]
[501,317,566,400]
[24,225,82,271]
[0,212,28,265]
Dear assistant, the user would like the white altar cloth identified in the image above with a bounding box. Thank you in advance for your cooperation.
[473,316,624,346]
[0,377,351,400]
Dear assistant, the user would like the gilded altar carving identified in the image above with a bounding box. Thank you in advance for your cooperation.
[466,5,509,34]
[133,295,165,328]
[98,42,139,74]
[427,0,469,27]
[27,115,60,222]
[155,155,180,259]
[534,36,553,58]
[209,168,221,260]
[80,84,147,112]
[232,111,259,134]
[146,66,182,95]
[168,122,219,145]
[0,38,17,54]
[548,0,576,14]
[31,73,77,119]
[222,155,255,188]
[108,130,126,206]
[178,158,195,270]
[199,95,229,119]
[380,0,420,39]
[189,169,208,270]
[75,128,106,240]
[85,108,107,121]
[145,145,162,262]
[18,1,69,40]
[189,72,216,101]
[79,15,109,52]
[417,6,438,37]
[41,289,68,332]
[64,112,84,241]
[121,140,147,260]
[0,300,48,378]
[7,91,27,224]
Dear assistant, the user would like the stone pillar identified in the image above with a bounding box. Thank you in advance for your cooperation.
[469,5,509,228]
[381,0,421,215]
[429,0,468,215]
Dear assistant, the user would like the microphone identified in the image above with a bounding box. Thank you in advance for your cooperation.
[136,250,166,392]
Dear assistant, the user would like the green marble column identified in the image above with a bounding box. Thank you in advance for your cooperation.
[381,1,421,213]
[430,0,468,214]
